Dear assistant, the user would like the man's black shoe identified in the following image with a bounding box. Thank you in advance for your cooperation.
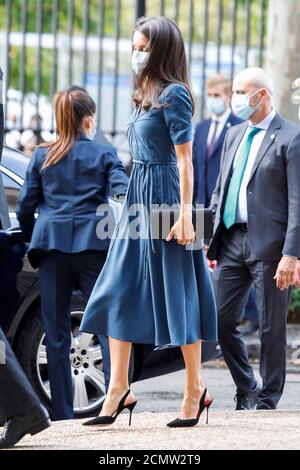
[0,404,51,449]
[235,384,262,410]
[235,393,252,410]
[256,403,276,410]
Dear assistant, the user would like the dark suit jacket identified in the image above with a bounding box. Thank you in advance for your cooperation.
[207,113,300,261]
[16,134,129,267]
[192,112,243,207]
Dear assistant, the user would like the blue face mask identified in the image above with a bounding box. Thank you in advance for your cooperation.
[231,90,262,120]
[206,97,226,116]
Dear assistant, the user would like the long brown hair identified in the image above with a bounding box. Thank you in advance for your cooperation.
[132,16,195,114]
[40,87,96,169]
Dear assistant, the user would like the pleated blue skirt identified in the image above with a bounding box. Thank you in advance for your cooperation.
[80,159,218,349]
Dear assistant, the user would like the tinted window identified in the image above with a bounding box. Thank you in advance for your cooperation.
[1,171,21,212]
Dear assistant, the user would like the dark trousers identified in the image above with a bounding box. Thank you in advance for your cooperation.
[244,288,258,322]
[212,225,290,409]
[0,327,40,419]
[39,249,109,420]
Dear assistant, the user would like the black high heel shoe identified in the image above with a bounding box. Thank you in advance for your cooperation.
[167,388,213,428]
[83,389,137,427]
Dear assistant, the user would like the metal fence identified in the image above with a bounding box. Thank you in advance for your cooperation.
[0,0,268,152]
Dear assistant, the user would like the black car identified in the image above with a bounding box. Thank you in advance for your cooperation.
[0,145,220,419]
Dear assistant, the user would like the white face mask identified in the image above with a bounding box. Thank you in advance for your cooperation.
[206,97,226,116]
[231,89,262,120]
[88,117,97,141]
[132,50,149,74]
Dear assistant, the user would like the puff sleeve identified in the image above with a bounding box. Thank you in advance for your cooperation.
[162,84,193,145]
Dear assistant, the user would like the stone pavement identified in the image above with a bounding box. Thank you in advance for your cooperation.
[245,324,300,362]
[1,345,300,451]
[4,410,300,450]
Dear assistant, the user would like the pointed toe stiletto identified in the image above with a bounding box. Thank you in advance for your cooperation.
[167,388,213,428]
[83,389,137,427]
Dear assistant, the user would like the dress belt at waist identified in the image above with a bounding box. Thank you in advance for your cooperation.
[132,159,178,166]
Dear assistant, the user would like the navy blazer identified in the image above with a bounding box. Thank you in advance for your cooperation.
[192,111,243,207]
[16,134,129,268]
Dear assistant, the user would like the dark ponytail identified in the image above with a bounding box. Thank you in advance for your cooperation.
[41,87,96,169]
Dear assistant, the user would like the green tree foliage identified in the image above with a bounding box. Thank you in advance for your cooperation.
[0,0,267,41]
[0,0,268,96]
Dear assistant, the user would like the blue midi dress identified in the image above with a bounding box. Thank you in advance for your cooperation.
[80,83,218,349]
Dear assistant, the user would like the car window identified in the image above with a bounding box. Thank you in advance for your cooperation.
[0,171,21,213]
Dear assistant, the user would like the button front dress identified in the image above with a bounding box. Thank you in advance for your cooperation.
[80,83,218,349]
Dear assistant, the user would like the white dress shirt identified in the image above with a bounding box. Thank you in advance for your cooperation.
[234,108,276,223]
[207,108,232,146]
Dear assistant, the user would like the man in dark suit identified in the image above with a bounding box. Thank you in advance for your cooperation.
[0,66,51,448]
[0,329,51,448]
[192,73,243,208]
[208,67,300,410]
[193,73,258,334]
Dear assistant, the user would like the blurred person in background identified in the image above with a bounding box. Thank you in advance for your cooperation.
[4,112,21,149]
[20,114,52,157]
[192,73,243,208]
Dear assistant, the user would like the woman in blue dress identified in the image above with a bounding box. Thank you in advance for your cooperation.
[80,16,218,428]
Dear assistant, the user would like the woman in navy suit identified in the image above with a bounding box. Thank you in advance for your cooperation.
[16,87,128,420]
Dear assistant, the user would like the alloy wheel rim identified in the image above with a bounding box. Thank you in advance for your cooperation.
[36,311,106,414]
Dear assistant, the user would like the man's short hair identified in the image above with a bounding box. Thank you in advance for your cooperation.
[206,74,232,96]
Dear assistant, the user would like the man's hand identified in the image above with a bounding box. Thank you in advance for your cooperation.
[293,260,300,289]
[274,256,298,290]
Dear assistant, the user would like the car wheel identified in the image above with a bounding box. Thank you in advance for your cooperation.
[14,295,135,419]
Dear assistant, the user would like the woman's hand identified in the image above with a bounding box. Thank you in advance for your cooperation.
[166,214,196,245]
[167,141,195,245]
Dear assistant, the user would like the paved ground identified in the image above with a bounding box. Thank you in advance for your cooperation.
[3,362,300,450]
[7,410,300,451]
[132,361,300,412]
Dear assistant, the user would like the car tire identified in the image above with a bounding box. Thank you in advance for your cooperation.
[14,307,55,417]
[14,295,135,419]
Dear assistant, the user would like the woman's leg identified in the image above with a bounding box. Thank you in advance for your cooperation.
[180,340,206,419]
[100,337,136,416]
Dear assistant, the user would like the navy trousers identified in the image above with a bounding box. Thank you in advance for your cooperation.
[39,249,109,420]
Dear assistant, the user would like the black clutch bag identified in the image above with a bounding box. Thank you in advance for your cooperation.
[150,207,214,240]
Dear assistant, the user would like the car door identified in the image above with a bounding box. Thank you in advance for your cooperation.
[0,66,11,230]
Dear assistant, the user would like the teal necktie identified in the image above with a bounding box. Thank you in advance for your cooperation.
[223,126,261,229]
